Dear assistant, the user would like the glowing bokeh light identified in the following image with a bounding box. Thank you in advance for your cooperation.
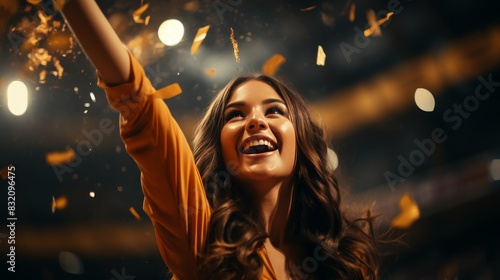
[327,148,339,170]
[490,159,500,180]
[7,81,28,116]
[414,88,435,112]
[158,19,184,46]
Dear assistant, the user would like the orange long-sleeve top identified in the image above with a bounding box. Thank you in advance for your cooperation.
[97,52,277,279]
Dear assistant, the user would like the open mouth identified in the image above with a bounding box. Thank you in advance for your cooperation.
[241,139,278,154]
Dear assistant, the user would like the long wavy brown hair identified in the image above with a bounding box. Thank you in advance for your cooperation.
[193,74,380,279]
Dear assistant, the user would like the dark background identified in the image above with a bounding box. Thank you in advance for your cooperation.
[1,0,499,279]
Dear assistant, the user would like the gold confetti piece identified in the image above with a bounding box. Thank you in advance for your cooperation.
[144,15,151,26]
[39,69,47,84]
[391,193,420,229]
[205,68,216,77]
[133,3,150,24]
[365,9,381,37]
[191,25,210,55]
[262,54,286,76]
[53,58,64,78]
[153,83,182,99]
[316,45,326,66]
[0,164,13,180]
[52,195,68,213]
[37,10,49,27]
[300,5,317,12]
[46,149,75,165]
[349,3,356,22]
[364,12,394,37]
[129,207,141,221]
[30,48,52,67]
[230,28,240,63]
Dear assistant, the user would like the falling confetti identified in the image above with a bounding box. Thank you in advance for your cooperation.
[364,12,394,37]
[29,48,52,67]
[133,3,150,25]
[45,149,76,165]
[153,83,182,99]
[316,45,326,66]
[262,54,286,76]
[365,9,381,37]
[349,3,356,22]
[229,28,240,63]
[391,193,420,229]
[190,25,210,55]
[90,92,96,102]
[53,57,64,78]
[129,207,141,221]
[39,69,47,84]
[299,5,317,12]
[51,195,68,213]
[9,3,75,87]
[51,195,56,213]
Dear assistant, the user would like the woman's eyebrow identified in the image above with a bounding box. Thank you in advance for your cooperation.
[225,101,245,110]
[262,98,286,105]
[224,98,286,112]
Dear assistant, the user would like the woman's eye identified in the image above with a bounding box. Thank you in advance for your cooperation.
[225,111,244,121]
[266,106,285,116]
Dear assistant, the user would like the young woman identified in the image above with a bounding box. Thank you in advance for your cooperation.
[57,0,380,279]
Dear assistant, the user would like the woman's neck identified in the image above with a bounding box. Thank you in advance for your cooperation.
[243,179,294,248]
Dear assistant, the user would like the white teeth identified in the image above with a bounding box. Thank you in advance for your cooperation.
[242,139,276,152]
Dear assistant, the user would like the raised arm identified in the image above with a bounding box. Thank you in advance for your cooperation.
[57,0,130,85]
[55,2,211,278]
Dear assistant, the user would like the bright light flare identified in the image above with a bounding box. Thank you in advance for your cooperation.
[7,81,28,116]
[414,88,435,112]
[158,19,184,46]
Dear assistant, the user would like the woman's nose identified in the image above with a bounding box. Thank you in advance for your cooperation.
[245,112,268,132]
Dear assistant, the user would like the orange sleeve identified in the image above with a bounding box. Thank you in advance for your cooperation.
[97,51,211,279]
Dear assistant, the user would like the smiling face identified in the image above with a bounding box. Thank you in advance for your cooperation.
[220,80,297,187]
